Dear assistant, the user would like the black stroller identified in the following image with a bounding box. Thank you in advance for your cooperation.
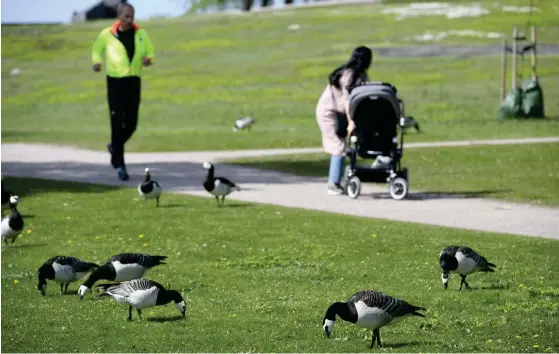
[341,81,414,200]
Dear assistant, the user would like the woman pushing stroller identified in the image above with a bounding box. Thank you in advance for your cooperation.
[315,46,372,195]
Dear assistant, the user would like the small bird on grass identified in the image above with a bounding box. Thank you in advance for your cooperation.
[401,116,420,133]
[1,195,24,247]
[97,278,186,321]
[322,290,426,348]
[37,256,99,296]
[439,245,497,290]
[138,167,162,207]
[233,116,255,132]
[202,161,241,206]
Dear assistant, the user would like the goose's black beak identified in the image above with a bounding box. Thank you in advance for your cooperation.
[324,327,331,338]
[79,295,84,300]
[444,282,448,289]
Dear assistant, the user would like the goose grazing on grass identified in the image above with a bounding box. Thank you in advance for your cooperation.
[97,278,186,321]
[37,256,99,296]
[1,195,24,246]
[138,167,162,207]
[322,290,426,348]
[439,245,497,290]
[202,161,241,206]
[78,253,167,300]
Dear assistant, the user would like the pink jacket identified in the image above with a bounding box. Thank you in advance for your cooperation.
[315,69,369,156]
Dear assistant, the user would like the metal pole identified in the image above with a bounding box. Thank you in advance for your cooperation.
[531,25,537,80]
[512,26,518,89]
[500,38,508,101]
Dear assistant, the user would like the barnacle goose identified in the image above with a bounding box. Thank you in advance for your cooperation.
[37,256,99,296]
[97,278,186,321]
[322,290,426,348]
[1,195,24,246]
[138,167,162,207]
[202,161,241,206]
[439,245,497,290]
[78,253,167,300]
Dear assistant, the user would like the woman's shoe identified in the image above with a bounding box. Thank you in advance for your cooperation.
[327,183,344,195]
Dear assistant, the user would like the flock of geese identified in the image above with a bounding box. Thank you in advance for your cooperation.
[1,166,498,349]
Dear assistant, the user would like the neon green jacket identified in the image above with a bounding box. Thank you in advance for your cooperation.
[92,21,155,78]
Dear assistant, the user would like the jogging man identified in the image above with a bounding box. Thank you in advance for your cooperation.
[91,3,155,181]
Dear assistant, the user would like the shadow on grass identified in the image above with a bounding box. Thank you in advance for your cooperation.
[7,242,48,249]
[147,315,186,323]
[1,176,120,200]
[384,341,436,348]
[479,284,510,290]
[157,203,186,208]
[219,203,252,208]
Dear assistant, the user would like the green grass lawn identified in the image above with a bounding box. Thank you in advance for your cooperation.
[1,177,558,353]
[2,0,559,152]
[226,142,559,206]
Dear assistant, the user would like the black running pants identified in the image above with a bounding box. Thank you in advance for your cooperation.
[106,76,141,169]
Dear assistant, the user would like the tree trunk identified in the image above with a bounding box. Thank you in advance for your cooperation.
[285,0,293,4]
[261,0,271,7]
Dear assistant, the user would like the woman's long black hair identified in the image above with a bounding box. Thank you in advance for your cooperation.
[328,46,372,92]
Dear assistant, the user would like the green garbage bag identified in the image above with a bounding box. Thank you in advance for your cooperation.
[498,88,524,120]
[522,78,545,118]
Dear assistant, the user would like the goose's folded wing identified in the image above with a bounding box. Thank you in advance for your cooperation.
[125,279,161,291]
[350,291,417,317]
[348,291,387,308]
[216,177,237,187]
[108,253,145,265]
[441,245,460,255]
[52,256,80,266]
[458,247,483,264]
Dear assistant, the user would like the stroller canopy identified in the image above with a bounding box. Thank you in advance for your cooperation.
[348,82,401,121]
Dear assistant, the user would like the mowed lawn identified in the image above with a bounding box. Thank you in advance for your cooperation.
[227,142,559,206]
[1,177,558,353]
[1,0,559,152]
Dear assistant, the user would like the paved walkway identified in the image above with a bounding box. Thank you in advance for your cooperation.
[2,137,558,240]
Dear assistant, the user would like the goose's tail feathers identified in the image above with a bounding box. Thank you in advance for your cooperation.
[149,255,168,266]
[480,261,497,272]
[412,306,427,317]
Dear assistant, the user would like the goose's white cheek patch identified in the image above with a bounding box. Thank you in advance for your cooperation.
[176,300,186,313]
[78,285,90,296]
[323,319,335,334]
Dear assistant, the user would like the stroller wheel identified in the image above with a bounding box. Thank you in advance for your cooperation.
[346,176,361,199]
[389,177,408,200]
[340,166,352,189]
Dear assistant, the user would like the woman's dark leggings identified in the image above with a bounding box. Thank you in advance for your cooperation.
[106,75,141,169]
